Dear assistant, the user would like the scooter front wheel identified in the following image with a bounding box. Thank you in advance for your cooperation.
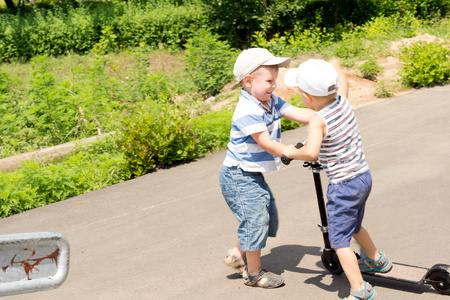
[321,251,343,275]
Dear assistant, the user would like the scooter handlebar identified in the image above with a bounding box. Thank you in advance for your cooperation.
[281,142,304,165]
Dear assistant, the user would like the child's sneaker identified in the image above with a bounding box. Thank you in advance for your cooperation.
[243,267,284,288]
[344,281,376,300]
[359,252,392,273]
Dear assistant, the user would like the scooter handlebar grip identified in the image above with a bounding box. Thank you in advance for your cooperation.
[281,142,304,165]
[281,155,292,165]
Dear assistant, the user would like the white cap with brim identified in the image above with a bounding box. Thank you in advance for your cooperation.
[284,59,339,96]
[234,48,291,83]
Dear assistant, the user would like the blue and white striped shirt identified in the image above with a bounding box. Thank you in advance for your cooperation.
[317,94,369,184]
[223,89,293,172]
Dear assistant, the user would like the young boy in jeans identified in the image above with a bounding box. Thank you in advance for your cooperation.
[282,59,392,299]
[219,48,314,288]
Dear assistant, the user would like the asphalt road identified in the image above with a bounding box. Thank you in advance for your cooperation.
[1,84,449,299]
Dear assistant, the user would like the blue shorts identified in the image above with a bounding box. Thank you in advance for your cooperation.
[327,171,372,249]
[219,165,278,252]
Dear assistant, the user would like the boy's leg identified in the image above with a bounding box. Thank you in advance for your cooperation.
[244,249,284,288]
[246,250,262,275]
[336,247,376,300]
[354,226,392,273]
[335,247,364,291]
[353,226,379,261]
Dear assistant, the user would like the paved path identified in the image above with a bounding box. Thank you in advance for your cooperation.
[1,85,450,299]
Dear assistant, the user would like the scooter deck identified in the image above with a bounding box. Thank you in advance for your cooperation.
[362,262,428,284]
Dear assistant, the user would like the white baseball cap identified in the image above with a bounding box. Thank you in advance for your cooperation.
[284,59,339,96]
[233,48,291,83]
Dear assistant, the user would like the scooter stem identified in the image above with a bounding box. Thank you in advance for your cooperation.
[305,161,332,250]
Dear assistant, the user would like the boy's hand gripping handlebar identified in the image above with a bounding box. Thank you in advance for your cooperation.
[281,142,304,165]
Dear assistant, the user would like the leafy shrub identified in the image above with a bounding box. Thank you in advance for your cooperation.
[361,15,397,41]
[374,80,393,98]
[66,6,97,54]
[374,0,450,20]
[0,137,127,218]
[357,57,382,81]
[204,0,266,48]
[333,30,366,61]
[115,101,199,177]
[125,45,177,101]
[0,56,84,152]
[257,0,308,40]
[92,26,118,54]
[252,31,289,56]
[285,24,335,55]
[184,29,237,96]
[27,56,81,145]
[399,40,450,88]
[0,1,207,61]
[113,3,207,50]
[0,70,11,93]
[205,0,381,48]
[0,46,197,159]
[191,108,233,155]
[281,94,307,131]
[0,20,20,62]
[252,17,335,56]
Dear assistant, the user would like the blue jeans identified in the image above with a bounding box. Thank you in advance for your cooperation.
[219,165,278,252]
[327,171,372,249]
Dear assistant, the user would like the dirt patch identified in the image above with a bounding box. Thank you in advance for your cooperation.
[276,52,408,110]
[389,33,444,53]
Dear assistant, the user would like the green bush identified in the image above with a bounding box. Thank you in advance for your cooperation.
[192,108,233,155]
[0,2,207,61]
[361,15,398,41]
[281,94,307,131]
[0,18,20,62]
[205,0,382,48]
[399,40,450,88]
[204,0,266,48]
[374,80,393,98]
[115,101,199,177]
[285,24,335,55]
[357,57,382,81]
[184,28,237,96]
[0,137,127,218]
[374,0,450,20]
[0,46,198,159]
[113,3,207,50]
[333,30,366,62]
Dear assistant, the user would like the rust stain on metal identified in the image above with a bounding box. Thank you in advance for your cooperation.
[9,248,59,280]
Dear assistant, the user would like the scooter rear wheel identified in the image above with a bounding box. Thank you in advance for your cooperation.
[429,269,450,295]
[321,251,343,275]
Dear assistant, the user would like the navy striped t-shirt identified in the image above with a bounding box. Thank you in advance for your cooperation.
[316,94,369,184]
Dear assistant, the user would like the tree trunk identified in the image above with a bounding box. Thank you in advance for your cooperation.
[4,0,16,10]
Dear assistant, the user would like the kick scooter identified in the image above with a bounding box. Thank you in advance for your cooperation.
[281,147,450,295]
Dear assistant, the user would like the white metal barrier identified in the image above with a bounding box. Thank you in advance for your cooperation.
[0,232,69,296]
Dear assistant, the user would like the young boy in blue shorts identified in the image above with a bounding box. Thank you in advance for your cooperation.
[282,59,392,299]
[219,48,314,288]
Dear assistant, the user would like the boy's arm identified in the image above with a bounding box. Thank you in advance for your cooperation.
[282,114,325,161]
[251,131,288,158]
[282,106,315,124]
[329,58,349,99]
